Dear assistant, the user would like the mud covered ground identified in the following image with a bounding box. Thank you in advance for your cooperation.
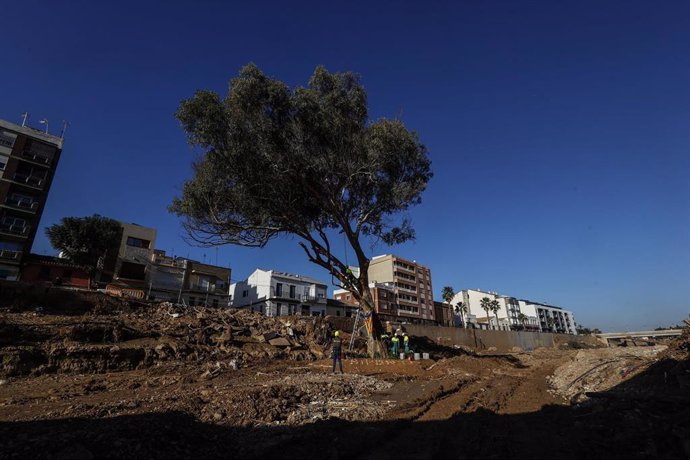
[0,292,688,459]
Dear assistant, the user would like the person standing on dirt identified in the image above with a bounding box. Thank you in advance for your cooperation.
[391,335,400,356]
[381,333,390,353]
[403,333,410,353]
[331,330,344,374]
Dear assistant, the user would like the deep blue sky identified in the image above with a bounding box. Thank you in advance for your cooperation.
[3,1,688,331]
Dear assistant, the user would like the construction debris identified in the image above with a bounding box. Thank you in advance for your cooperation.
[0,292,688,459]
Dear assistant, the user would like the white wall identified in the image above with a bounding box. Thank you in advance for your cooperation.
[230,269,327,317]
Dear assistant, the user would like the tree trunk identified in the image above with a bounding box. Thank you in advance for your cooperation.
[352,261,383,358]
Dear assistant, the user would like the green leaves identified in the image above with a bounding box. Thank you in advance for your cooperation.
[171,63,432,302]
[442,286,455,304]
[173,64,431,248]
[45,215,121,271]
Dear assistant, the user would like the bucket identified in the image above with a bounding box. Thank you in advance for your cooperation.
[414,353,420,360]
[422,353,430,360]
[399,353,405,360]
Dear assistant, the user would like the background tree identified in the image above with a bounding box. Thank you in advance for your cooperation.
[45,215,122,280]
[480,297,492,329]
[441,286,455,304]
[171,64,432,353]
[517,312,528,329]
[490,299,501,330]
[441,286,455,327]
[455,301,468,328]
[546,316,555,332]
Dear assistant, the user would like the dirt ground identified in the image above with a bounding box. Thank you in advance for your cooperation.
[1,292,688,459]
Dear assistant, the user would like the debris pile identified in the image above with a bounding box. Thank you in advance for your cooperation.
[0,297,339,378]
[547,346,666,403]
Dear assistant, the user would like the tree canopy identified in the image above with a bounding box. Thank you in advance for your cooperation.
[171,64,432,312]
[441,286,455,304]
[45,215,122,272]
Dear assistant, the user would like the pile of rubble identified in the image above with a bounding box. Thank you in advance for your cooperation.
[547,345,667,403]
[0,297,345,378]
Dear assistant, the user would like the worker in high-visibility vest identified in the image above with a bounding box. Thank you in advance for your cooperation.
[403,333,410,353]
[391,335,400,356]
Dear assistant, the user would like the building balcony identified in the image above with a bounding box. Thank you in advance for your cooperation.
[21,150,53,166]
[3,197,39,213]
[0,222,30,237]
[393,263,416,274]
[12,172,45,189]
[0,249,22,261]
[301,294,327,304]
[122,246,152,263]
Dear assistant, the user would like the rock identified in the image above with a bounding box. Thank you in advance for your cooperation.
[213,412,223,421]
[269,337,292,347]
[261,332,279,343]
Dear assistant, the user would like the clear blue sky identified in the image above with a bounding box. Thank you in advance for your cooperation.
[3,1,688,331]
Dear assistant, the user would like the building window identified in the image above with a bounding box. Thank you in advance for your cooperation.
[346,294,351,300]
[242,290,248,297]
[0,154,9,170]
[0,131,17,148]
[276,283,283,296]
[289,285,296,299]
[126,237,151,249]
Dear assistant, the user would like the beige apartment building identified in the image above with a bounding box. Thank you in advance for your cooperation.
[334,254,435,323]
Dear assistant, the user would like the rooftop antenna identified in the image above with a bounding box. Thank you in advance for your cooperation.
[39,118,49,134]
[20,112,29,127]
[60,120,70,139]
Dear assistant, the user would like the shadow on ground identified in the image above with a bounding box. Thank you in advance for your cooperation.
[1,353,688,460]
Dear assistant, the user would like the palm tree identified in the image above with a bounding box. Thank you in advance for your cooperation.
[490,299,500,330]
[441,286,454,304]
[517,313,528,330]
[455,301,468,328]
[442,286,455,327]
[546,316,555,332]
[480,297,492,330]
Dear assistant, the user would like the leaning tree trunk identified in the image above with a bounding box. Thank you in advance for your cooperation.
[358,283,384,358]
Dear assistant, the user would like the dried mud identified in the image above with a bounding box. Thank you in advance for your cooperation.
[0,294,688,459]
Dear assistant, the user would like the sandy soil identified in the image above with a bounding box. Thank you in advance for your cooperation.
[1,293,688,459]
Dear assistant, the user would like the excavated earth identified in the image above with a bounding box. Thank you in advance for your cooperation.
[0,293,688,459]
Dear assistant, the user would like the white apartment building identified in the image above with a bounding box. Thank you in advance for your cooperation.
[451,288,576,334]
[230,268,328,317]
[519,300,577,334]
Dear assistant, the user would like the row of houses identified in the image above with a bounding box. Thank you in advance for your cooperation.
[228,253,577,335]
[20,220,232,307]
[448,289,578,334]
